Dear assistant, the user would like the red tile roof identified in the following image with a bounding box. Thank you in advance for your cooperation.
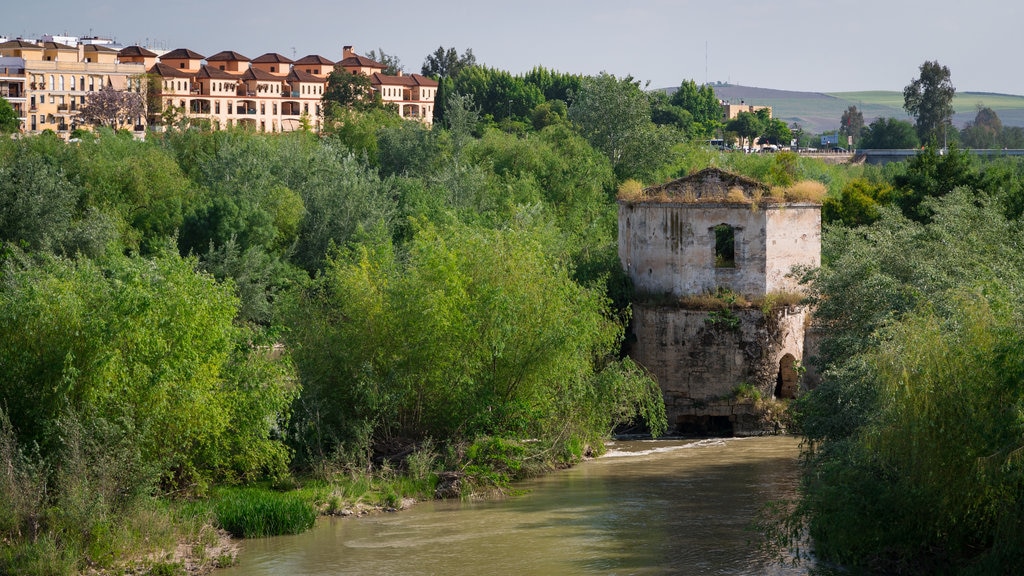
[241,67,285,81]
[252,52,293,64]
[162,48,206,60]
[0,39,42,50]
[339,54,384,69]
[41,41,76,50]
[294,54,334,66]
[118,45,157,57]
[207,50,251,62]
[286,69,321,83]
[371,73,439,88]
[83,44,117,53]
[197,64,239,80]
[149,62,197,78]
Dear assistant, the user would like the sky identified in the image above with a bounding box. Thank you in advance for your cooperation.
[6,0,1023,95]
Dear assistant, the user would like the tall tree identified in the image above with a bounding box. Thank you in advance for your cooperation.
[960,106,1002,149]
[78,86,144,130]
[568,72,674,181]
[421,46,476,79]
[840,105,864,142]
[903,60,955,144]
[0,97,19,133]
[365,48,403,76]
[670,79,722,138]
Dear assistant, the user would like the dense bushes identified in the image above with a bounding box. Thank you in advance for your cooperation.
[786,191,1024,572]
[284,220,665,466]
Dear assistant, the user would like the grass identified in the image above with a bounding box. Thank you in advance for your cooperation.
[213,487,317,538]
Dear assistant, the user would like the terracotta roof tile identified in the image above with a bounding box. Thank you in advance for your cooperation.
[197,64,240,80]
[207,50,250,62]
[371,73,439,88]
[286,69,321,83]
[241,67,285,81]
[0,39,42,50]
[339,54,384,69]
[294,54,334,66]
[118,45,157,57]
[41,41,76,50]
[149,62,197,79]
[83,44,117,53]
[252,52,293,64]
[162,48,206,60]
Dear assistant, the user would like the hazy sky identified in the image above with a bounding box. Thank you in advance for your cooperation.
[6,0,1022,94]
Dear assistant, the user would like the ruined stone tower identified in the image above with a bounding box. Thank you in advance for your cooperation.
[618,168,821,435]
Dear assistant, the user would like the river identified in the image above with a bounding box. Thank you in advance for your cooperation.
[220,436,809,575]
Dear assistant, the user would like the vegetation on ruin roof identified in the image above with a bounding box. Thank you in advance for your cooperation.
[616,167,825,206]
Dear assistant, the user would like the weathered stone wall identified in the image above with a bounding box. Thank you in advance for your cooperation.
[618,202,820,300]
[628,304,810,435]
[764,206,821,294]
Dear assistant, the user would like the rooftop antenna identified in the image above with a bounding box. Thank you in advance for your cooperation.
[291,46,296,59]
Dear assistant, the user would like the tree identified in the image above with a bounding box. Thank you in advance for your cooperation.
[859,117,919,149]
[568,72,674,181]
[0,97,19,133]
[365,48,403,76]
[725,111,764,149]
[421,46,476,79]
[960,106,1003,149]
[78,86,145,130]
[283,220,665,462]
[840,105,864,142]
[670,80,722,138]
[903,60,955,144]
[760,118,792,146]
[322,68,382,116]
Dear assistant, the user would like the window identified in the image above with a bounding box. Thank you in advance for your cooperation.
[713,224,736,268]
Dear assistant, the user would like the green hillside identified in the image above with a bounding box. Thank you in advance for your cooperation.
[683,84,1024,134]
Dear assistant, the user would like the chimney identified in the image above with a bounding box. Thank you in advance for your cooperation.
[343,45,354,59]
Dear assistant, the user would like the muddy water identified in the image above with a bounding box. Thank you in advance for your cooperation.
[220,436,809,575]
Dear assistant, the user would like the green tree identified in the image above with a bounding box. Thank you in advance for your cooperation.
[726,111,764,149]
[420,46,476,79]
[903,60,955,144]
[0,249,297,490]
[0,97,18,133]
[959,106,1002,149]
[821,178,894,226]
[283,220,664,463]
[760,118,792,146]
[859,117,920,149]
[892,143,976,221]
[568,72,675,181]
[839,105,864,142]
[786,190,1024,572]
[323,69,382,116]
[670,80,721,138]
[365,48,403,75]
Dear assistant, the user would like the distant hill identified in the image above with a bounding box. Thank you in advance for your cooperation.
[658,84,1024,135]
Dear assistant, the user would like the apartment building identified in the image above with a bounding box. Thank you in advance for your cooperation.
[0,38,147,134]
[145,45,438,132]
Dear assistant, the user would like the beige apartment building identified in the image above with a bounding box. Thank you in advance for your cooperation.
[0,38,147,134]
[145,45,438,132]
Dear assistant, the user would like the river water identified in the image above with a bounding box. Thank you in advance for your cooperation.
[220,436,809,575]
